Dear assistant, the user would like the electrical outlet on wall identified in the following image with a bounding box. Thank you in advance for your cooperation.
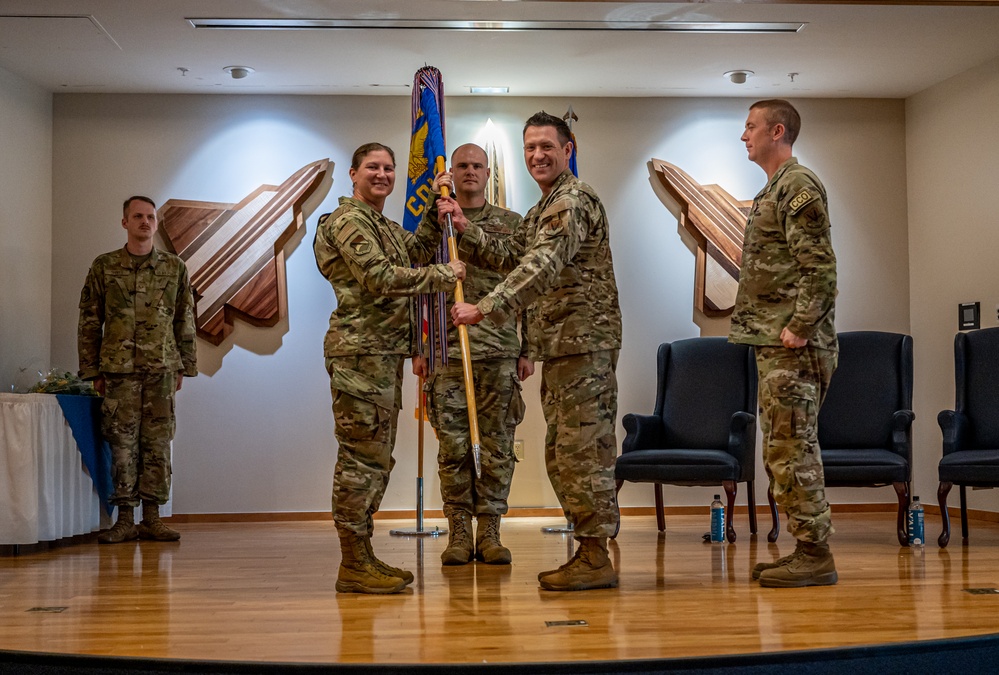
[514,440,525,462]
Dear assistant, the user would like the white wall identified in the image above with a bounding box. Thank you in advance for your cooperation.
[0,66,51,392]
[906,56,999,512]
[49,94,910,515]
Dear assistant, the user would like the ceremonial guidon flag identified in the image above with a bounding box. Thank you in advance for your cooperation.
[403,67,447,233]
[568,131,579,177]
[564,107,579,178]
[404,66,450,372]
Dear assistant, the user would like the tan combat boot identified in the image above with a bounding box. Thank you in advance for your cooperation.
[364,536,414,585]
[441,511,474,565]
[758,541,838,588]
[475,514,512,565]
[336,532,407,594]
[752,540,804,580]
[539,537,618,591]
[98,506,138,544]
[137,502,181,541]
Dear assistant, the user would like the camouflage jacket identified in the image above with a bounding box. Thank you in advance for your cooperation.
[78,246,198,379]
[729,158,838,351]
[458,170,623,361]
[314,196,458,357]
[421,199,528,361]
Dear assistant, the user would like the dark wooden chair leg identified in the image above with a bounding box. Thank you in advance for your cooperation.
[938,481,952,548]
[766,487,780,542]
[654,483,665,532]
[747,480,758,535]
[960,485,969,541]
[893,481,910,546]
[611,480,624,540]
[723,480,737,543]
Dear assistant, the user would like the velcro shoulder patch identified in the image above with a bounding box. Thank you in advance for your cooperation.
[347,234,372,257]
[788,188,817,215]
[540,196,574,222]
[540,196,575,236]
[333,219,359,246]
[333,220,374,259]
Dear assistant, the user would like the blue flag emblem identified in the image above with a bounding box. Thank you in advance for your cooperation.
[403,86,446,232]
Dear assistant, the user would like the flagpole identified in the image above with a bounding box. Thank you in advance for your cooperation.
[435,156,484,480]
[390,375,445,537]
[392,66,456,539]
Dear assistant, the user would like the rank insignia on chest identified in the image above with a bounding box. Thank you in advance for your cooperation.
[350,236,372,256]
[788,189,814,214]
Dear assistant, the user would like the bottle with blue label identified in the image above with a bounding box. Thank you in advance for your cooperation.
[710,494,725,543]
[908,495,925,547]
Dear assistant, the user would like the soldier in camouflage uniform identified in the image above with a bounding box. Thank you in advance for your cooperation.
[78,195,197,545]
[313,142,465,594]
[728,100,839,588]
[413,143,531,566]
[447,113,623,591]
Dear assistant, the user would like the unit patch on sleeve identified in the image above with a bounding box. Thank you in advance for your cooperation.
[788,189,816,215]
[349,235,372,257]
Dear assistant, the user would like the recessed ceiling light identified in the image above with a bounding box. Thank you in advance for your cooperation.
[223,65,255,79]
[469,86,509,94]
[189,18,805,34]
[724,70,754,84]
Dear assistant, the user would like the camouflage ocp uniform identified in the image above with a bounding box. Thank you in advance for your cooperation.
[420,200,527,518]
[458,170,623,538]
[729,157,838,544]
[314,196,457,536]
[78,247,198,507]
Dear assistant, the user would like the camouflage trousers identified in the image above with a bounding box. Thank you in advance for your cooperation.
[541,350,620,539]
[101,372,177,507]
[327,354,404,536]
[755,345,838,544]
[425,357,525,517]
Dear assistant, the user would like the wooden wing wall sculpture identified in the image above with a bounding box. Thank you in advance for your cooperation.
[651,159,751,317]
[158,159,331,345]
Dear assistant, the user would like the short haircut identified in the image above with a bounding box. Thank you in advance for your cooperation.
[451,143,488,164]
[351,142,395,170]
[750,99,801,146]
[523,111,572,147]
[122,195,156,216]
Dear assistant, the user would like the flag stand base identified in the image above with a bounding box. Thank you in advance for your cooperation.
[541,520,574,534]
[390,477,447,537]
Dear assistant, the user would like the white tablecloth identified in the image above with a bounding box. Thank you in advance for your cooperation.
[0,393,102,545]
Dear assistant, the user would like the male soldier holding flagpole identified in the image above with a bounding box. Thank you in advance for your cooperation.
[414,143,531,566]
[446,112,623,591]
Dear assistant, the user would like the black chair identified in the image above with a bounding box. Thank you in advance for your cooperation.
[804,331,915,546]
[937,327,999,547]
[614,337,768,543]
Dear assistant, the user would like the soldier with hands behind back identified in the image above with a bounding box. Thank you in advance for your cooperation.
[729,100,839,588]
[78,195,197,544]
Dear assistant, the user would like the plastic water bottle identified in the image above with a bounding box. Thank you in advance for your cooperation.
[710,494,725,543]
[908,496,925,547]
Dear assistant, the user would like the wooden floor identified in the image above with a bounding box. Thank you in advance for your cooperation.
[2,513,999,666]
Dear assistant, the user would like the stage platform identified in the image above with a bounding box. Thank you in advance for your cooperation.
[2,513,999,673]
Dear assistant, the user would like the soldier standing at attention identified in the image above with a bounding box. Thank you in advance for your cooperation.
[413,143,531,566]
[313,142,465,594]
[447,112,623,591]
[78,195,198,544]
[729,99,839,588]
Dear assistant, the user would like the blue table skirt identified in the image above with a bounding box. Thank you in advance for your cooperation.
[55,395,113,516]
